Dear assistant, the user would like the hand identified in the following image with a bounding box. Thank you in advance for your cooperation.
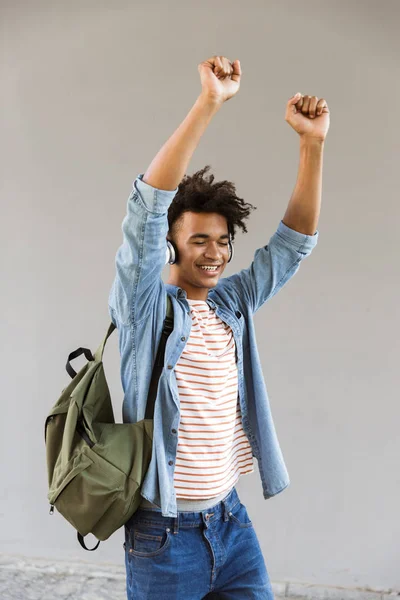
[198,56,241,104]
[285,93,330,142]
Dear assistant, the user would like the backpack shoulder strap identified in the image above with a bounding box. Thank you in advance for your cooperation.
[144,292,174,419]
[94,291,173,365]
[166,292,173,319]
[94,322,116,363]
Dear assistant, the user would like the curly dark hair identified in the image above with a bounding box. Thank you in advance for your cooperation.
[167,165,257,243]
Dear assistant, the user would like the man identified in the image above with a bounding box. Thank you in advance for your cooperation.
[109,55,329,599]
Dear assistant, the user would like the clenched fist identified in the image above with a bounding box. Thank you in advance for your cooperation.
[285,93,330,142]
[198,56,241,104]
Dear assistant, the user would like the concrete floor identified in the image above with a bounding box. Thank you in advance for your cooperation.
[0,555,394,600]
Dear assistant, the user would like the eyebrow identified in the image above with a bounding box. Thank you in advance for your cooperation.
[188,233,229,240]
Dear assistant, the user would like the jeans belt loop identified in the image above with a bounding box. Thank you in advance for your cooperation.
[173,514,179,534]
[222,497,230,522]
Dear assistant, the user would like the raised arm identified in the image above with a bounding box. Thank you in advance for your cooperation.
[141,94,221,192]
[219,92,330,315]
[109,56,242,326]
[282,93,329,235]
[142,56,241,190]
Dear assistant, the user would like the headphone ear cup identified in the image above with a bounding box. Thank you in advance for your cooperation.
[227,238,234,263]
[166,239,177,265]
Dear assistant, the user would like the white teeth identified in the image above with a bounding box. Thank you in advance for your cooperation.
[199,265,218,271]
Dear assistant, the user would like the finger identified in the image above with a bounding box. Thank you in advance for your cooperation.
[214,56,222,77]
[231,59,241,82]
[296,95,304,110]
[217,56,226,77]
[301,95,310,114]
[221,57,231,78]
[219,56,234,78]
[309,96,318,118]
[316,98,328,115]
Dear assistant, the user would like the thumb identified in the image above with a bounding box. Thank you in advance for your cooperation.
[288,92,301,104]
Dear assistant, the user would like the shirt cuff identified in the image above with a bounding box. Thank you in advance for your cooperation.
[133,173,179,214]
[276,220,319,254]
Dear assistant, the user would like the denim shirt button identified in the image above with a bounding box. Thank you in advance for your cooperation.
[172,428,177,434]
[168,460,174,466]
[167,365,173,369]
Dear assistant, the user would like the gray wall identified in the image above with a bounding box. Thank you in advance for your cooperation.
[1,0,399,593]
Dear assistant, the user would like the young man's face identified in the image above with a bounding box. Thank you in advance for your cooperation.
[166,211,230,300]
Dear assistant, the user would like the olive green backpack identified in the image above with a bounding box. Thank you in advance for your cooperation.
[44,295,173,551]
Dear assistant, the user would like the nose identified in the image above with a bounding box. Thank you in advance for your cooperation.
[203,255,222,265]
[204,247,223,262]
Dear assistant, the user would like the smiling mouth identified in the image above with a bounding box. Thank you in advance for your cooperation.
[196,265,221,275]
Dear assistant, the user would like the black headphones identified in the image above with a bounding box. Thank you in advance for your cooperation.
[165,235,234,265]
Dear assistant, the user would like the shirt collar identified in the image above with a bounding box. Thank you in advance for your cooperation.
[165,283,216,309]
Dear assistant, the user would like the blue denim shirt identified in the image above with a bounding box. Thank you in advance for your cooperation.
[108,174,319,517]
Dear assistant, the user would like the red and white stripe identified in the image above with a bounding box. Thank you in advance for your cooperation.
[173,299,254,499]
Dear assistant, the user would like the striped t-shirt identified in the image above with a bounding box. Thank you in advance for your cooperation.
[173,298,254,500]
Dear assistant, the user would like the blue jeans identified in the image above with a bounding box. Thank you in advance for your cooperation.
[123,486,274,599]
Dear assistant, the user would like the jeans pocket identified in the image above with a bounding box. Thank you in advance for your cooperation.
[126,520,171,557]
[228,501,253,528]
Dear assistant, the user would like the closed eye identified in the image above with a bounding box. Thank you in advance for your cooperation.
[194,242,228,246]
